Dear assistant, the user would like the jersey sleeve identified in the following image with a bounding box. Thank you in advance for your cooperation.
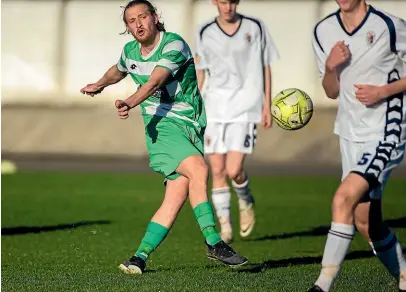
[194,29,208,70]
[312,27,327,78]
[260,20,279,66]
[157,40,191,76]
[116,48,128,73]
[394,17,406,58]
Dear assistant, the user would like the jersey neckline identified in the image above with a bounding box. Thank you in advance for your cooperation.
[335,5,374,36]
[139,31,164,60]
[214,15,243,38]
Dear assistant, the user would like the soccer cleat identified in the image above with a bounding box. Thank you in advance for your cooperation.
[239,199,255,238]
[307,285,325,292]
[219,216,233,244]
[206,240,248,267]
[118,256,146,275]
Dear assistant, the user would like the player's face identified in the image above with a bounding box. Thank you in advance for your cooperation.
[213,0,239,22]
[125,4,159,43]
[336,0,363,12]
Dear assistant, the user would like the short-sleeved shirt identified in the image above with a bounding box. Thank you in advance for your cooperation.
[195,15,279,123]
[312,6,406,144]
[117,31,206,133]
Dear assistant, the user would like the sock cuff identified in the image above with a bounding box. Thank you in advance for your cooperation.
[193,201,214,218]
[147,221,169,236]
[232,178,249,188]
[212,187,230,194]
[373,232,397,252]
[331,222,355,235]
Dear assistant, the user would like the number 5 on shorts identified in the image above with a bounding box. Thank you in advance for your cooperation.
[357,153,371,166]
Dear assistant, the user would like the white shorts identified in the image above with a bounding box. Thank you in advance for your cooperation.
[204,122,257,154]
[340,137,405,200]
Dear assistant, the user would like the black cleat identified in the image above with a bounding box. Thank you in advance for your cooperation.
[206,240,248,267]
[307,285,325,292]
[119,256,146,275]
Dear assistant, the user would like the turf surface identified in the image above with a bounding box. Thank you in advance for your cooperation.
[2,173,406,291]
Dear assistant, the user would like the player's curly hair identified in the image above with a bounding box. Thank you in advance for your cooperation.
[121,0,166,35]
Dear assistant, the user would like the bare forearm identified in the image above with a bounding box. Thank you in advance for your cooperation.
[96,65,126,88]
[124,81,159,108]
[196,69,206,93]
[322,68,340,99]
[381,77,406,97]
[263,65,272,109]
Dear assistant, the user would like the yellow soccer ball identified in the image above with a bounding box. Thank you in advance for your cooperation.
[271,88,314,130]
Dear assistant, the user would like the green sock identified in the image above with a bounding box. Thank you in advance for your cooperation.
[135,222,169,261]
[193,201,222,246]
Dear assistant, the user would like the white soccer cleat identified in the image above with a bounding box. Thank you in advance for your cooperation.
[219,216,233,244]
[239,199,255,238]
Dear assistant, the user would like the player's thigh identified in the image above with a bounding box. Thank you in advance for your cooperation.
[146,121,205,181]
[351,141,405,200]
[224,122,257,154]
[204,122,227,154]
[207,153,226,176]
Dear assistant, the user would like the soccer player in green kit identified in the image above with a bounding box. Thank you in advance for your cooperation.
[80,0,247,274]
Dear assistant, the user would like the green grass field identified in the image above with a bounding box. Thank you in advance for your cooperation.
[2,173,406,291]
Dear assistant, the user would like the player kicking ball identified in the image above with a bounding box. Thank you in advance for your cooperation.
[310,0,406,291]
[195,0,279,243]
[80,0,247,274]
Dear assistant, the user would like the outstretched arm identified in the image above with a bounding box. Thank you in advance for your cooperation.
[80,65,127,96]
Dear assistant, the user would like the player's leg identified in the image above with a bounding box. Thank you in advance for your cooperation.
[205,123,233,243]
[366,145,406,291]
[310,138,366,291]
[176,154,248,266]
[354,201,375,252]
[225,123,256,238]
[119,176,189,274]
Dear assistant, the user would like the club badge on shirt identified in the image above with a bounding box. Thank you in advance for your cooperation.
[366,31,375,45]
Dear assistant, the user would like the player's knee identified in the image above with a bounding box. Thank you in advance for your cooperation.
[190,162,209,184]
[332,185,359,212]
[226,167,243,182]
[211,166,226,182]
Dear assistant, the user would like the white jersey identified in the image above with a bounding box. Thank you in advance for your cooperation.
[312,6,406,144]
[195,15,279,123]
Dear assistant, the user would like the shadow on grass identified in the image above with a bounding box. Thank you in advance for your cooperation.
[238,248,406,273]
[1,220,111,236]
[249,217,406,242]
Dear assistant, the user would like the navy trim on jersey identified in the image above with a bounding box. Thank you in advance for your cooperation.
[215,16,243,37]
[313,12,336,53]
[335,6,372,36]
[242,15,263,41]
[370,7,397,53]
[199,20,215,40]
[384,69,403,143]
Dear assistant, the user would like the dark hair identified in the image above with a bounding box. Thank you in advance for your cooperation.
[121,0,165,35]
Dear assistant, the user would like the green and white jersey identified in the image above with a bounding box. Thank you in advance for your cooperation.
[117,32,206,132]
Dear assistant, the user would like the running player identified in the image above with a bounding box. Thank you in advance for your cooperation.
[195,0,279,243]
[80,0,248,274]
[309,0,406,291]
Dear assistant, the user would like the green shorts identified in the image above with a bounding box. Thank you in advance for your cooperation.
[145,119,204,181]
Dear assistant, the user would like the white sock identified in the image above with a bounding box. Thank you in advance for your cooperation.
[369,241,377,255]
[373,232,406,286]
[211,187,231,218]
[232,176,254,204]
[315,222,355,292]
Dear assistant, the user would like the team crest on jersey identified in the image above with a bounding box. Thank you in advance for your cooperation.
[366,31,375,45]
[245,33,252,42]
